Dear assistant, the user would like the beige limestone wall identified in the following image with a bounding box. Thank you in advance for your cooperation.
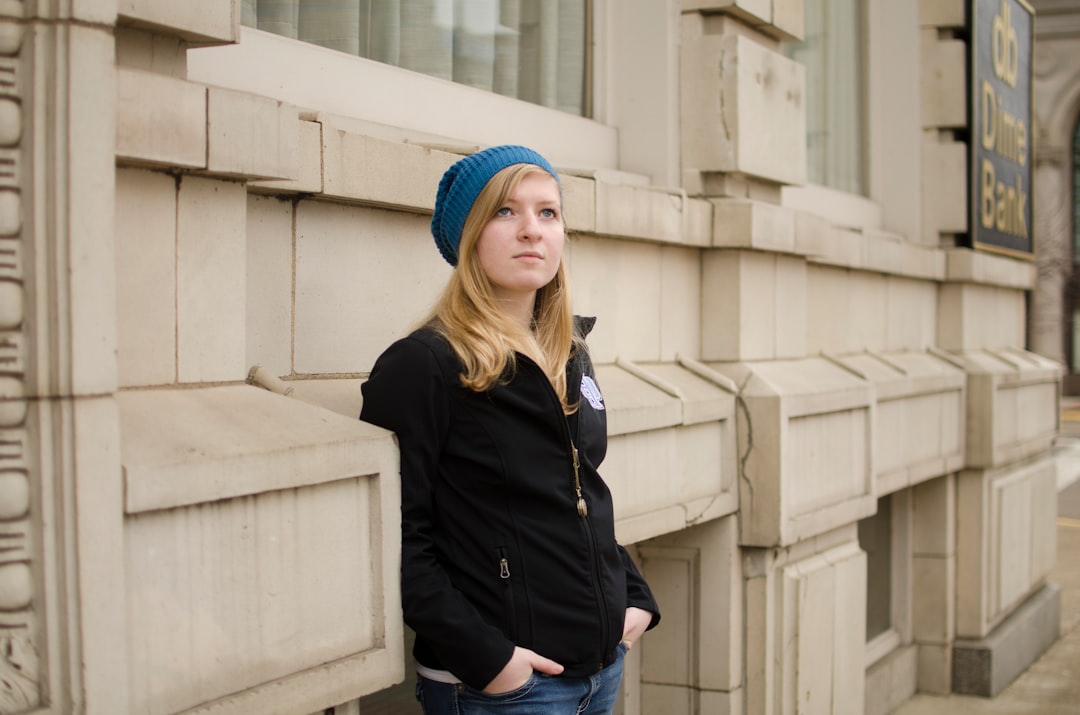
[3,2,127,713]
[10,1,1065,713]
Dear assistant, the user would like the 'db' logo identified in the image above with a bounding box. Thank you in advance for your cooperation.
[581,375,605,411]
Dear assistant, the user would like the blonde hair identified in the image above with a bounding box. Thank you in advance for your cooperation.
[427,164,578,410]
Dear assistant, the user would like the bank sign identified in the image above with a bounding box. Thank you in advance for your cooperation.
[969,0,1034,257]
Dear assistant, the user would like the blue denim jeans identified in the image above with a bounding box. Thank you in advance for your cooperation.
[415,643,627,714]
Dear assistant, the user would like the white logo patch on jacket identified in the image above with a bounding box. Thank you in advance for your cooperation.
[581,375,605,411]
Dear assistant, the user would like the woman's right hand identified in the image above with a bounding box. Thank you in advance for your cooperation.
[483,646,564,694]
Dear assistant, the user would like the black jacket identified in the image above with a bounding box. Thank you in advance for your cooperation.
[359,319,659,690]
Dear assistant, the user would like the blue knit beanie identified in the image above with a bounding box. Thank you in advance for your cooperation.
[431,145,559,266]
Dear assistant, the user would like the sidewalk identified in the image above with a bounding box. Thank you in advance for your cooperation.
[893,402,1080,715]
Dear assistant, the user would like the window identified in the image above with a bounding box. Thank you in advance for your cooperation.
[783,0,866,195]
[240,0,590,116]
[858,493,892,642]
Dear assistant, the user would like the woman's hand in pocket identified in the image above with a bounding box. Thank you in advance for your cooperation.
[483,646,564,694]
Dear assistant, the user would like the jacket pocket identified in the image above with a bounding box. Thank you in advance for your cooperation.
[497,546,518,641]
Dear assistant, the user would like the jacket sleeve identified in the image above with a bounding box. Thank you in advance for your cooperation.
[359,336,516,689]
[618,545,662,630]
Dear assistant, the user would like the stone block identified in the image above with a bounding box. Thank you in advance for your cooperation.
[567,237,664,364]
[921,0,966,28]
[562,174,597,235]
[207,87,299,180]
[812,228,865,269]
[885,276,937,352]
[921,34,967,128]
[865,645,918,715]
[710,198,795,252]
[641,518,742,693]
[681,0,802,41]
[289,377,365,420]
[938,283,982,352]
[176,176,247,383]
[773,255,806,358]
[744,540,867,715]
[32,396,129,714]
[792,207,833,259]
[807,265,851,354]
[916,643,952,694]
[115,168,177,388]
[945,248,1036,289]
[118,385,404,714]
[956,456,1058,638]
[912,474,957,556]
[595,181,689,244]
[293,201,448,375]
[912,554,956,642]
[28,0,114,23]
[921,137,967,236]
[322,129,453,214]
[682,0,771,24]
[770,0,804,41]
[834,353,965,491]
[641,360,737,426]
[681,33,806,185]
[115,27,187,77]
[862,230,906,275]
[602,362,738,542]
[702,250,807,362]
[116,68,207,169]
[953,348,1060,468]
[899,242,946,280]
[117,0,239,44]
[250,119,323,194]
[953,584,1061,696]
[641,684,693,715]
[61,24,120,399]
[600,363,684,436]
[246,194,294,377]
[660,246,703,360]
[708,357,875,546]
[848,271,889,352]
[698,689,741,714]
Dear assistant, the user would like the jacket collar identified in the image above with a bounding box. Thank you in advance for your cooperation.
[574,315,597,339]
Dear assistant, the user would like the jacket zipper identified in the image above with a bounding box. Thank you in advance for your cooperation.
[498,547,517,639]
[572,443,587,517]
[564,358,612,662]
[516,351,611,656]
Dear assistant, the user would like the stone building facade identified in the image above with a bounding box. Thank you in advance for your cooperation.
[0,1,1062,714]
[1030,0,1080,386]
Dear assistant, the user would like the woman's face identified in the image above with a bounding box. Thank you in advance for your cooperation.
[475,172,565,309]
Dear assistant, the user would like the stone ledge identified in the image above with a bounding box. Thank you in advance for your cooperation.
[681,0,804,42]
[118,384,396,513]
[945,248,1036,290]
[952,348,1062,469]
[117,0,239,45]
[707,357,877,546]
[833,351,966,494]
[116,68,206,170]
[953,582,1061,696]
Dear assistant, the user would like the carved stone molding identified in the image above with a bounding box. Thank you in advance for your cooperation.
[0,3,36,713]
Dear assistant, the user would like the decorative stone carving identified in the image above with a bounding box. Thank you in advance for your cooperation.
[0,5,36,714]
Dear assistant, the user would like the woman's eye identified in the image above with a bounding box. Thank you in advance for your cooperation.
[540,208,557,219]
[494,207,512,217]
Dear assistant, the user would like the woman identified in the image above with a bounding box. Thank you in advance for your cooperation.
[360,145,659,714]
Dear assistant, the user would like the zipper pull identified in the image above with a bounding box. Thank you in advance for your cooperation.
[572,444,588,517]
[499,558,510,579]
